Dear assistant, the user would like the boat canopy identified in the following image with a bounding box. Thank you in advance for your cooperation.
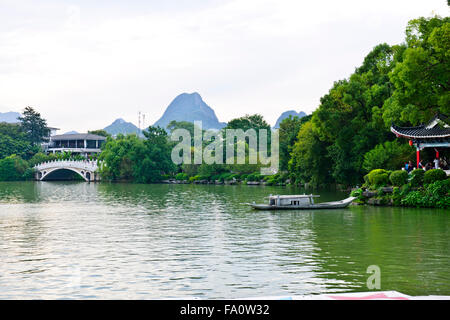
[268,194,320,199]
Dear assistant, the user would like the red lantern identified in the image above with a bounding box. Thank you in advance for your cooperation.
[409,140,413,146]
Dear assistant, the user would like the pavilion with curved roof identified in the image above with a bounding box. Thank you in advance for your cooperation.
[390,114,450,169]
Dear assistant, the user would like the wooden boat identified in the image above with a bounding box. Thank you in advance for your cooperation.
[249,194,356,210]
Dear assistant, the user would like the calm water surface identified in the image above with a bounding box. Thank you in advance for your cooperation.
[0,181,448,299]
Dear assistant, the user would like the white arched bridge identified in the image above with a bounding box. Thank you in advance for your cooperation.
[34,160,101,182]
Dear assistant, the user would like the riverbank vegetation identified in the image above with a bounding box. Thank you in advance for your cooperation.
[156,16,448,191]
[351,168,449,208]
[1,16,448,209]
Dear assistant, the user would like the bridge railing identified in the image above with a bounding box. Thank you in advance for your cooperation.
[35,160,99,171]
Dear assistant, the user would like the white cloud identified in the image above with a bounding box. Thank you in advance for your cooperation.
[0,0,448,132]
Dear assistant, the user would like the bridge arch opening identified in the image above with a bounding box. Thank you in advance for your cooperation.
[41,168,87,181]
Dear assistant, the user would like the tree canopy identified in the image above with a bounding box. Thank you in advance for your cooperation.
[88,129,111,138]
[224,114,271,132]
[18,106,51,146]
[278,114,311,171]
[99,127,175,183]
[289,16,449,187]
[0,123,38,160]
[382,17,450,126]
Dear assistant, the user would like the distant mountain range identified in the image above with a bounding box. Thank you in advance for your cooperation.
[154,92,226,130]
[273,110,307,129]
[103,118,141,136]
[3,99,307,136]
[0,111,20,123]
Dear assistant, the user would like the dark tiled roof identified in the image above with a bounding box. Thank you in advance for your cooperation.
[391,124,450,139]
[50,133,107,141]
[428,113,449,126]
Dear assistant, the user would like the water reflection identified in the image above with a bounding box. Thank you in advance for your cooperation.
[0,182,40,203]
[0,182,448,298]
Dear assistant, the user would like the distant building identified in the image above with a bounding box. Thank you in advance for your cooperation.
[49,127,59,136]
[40,126,60,151]
[45,133,107,157]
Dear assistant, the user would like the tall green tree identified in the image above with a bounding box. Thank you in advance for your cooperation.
[278,114,311,171]
[18,106,51,146]
[136,126,176,183]
[288,121,332,187]
[98,134,139,181]
[382,16,450,126]
[310,44,396,185]
[224,114,271,151]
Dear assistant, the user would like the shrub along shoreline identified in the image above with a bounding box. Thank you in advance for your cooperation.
[161,171,291,186]
[350,168,449,209]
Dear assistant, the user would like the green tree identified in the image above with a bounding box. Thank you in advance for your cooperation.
[136,126,176,183]
[310,44,396,185]
[224,113,271,146]
[88,129,111,138]
[288,121,332,187]
[382,16,450,126]
[0,155,29,181]
[99,134,141,181]
[225,114,270,132]
[362,140,415,172]
[0,123,38,159]
[224,114,272,165]
[18,106,51,146]
[278,114,311,171]
[99,127,175,183]
[167,120,198,136]
[166,120,205,147]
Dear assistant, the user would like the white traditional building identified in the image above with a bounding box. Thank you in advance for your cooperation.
[45,133,107,157]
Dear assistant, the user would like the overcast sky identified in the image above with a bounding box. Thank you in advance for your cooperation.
[0,0,448,133]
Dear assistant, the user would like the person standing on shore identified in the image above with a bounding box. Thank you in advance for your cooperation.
[418,160,424,169]
[407,161,414,173]
[433,158,440,169]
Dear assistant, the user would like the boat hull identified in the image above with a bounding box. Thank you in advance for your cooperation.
[250,197,356,210]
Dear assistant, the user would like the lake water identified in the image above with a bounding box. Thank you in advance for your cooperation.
[0,181,448,299]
